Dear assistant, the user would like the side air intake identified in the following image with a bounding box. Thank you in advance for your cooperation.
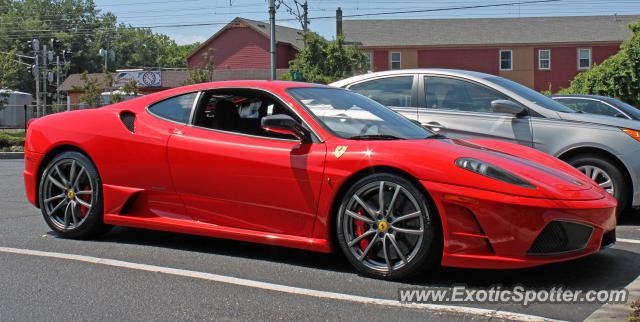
[119,111,136,133]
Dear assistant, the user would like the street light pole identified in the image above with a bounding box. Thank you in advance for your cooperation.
[269,0,276,80]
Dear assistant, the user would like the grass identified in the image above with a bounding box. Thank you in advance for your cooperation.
[0,130,25,151]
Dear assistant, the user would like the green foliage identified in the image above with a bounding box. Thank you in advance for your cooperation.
[0,130,26,149]
[121,79,139,96]
[561,19,640,105]
[282,33,368,84]
[0,0,197,94]
[0,49,23,106]
[185,49,215,85]
[73,71,103,108]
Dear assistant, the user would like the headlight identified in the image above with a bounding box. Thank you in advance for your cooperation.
[455,158,536,189]
[622,128,640,142]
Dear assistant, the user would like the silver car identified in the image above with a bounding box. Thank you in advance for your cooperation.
[331,69,640,214]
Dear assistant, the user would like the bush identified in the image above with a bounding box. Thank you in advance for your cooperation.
[0,131,26,149]
[561,19,640,106]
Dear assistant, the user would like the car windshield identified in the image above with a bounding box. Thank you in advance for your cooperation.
[287,87,435,140]
[611,98,640,119]
[486,76,576,113]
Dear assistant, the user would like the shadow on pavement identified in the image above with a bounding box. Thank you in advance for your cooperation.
[77,224,640,291]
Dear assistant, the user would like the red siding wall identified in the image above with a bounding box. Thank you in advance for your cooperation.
[417,48,500,74]
[373,50,389,71]
[533,45,620,92]
[187,27,297,70]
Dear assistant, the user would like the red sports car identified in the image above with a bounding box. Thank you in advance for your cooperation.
[24,81,616,279]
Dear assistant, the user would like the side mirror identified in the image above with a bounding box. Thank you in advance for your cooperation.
[261,114,311,143]
[490,99,527,117]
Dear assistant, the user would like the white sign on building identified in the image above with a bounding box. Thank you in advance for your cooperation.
[114,70,162,88]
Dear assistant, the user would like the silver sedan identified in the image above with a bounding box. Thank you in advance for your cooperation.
[331,69,640,215]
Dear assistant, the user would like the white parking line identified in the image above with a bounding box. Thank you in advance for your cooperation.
[0,246,558,322]
[617,238,640,244]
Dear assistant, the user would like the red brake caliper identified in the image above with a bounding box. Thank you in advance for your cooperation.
[354,209,370,251]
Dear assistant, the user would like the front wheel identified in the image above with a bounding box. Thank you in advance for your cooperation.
[38,151,111,238]
[336,173,441,280]
[567,154,628,216]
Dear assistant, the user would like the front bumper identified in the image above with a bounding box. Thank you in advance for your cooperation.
[421,180,617,269]
[23,150,44,207]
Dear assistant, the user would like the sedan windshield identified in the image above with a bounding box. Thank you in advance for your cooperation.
[486,76,576,113]
[287,87,435,140]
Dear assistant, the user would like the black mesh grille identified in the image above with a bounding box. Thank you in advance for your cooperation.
[528,221,593,255]
[120,111,136,133]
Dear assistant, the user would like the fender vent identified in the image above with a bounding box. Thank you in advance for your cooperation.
[119,111,136,133]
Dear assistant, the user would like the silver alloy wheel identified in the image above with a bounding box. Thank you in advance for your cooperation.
[341,181,426,273]
[42,159,94,231]
[577,165,615,195]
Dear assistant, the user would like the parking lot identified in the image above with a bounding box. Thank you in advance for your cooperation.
[1,159,639,321]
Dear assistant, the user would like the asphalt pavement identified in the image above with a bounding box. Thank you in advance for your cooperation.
[1,159,639,321]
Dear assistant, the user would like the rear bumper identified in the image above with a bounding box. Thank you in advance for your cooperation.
[421,180,617,269]
[23,150,44,207]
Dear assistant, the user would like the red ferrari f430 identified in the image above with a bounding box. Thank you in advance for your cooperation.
[24,81,616,279]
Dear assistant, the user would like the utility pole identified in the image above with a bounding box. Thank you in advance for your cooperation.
[33,39,41,118]
[302,0,309,32]
[42,44,47,116]
[56,55,61,105]
[269,0,277,80]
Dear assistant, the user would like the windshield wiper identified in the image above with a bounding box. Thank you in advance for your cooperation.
[348,134,404,140]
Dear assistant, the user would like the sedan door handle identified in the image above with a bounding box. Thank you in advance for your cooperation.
[425,122,445,132]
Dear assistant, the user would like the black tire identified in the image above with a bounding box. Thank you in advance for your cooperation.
[38,151,111,238]
[336,173,441,280]
[566,154,629,216]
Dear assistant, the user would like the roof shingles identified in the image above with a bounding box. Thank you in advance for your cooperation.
[344,15,639,47]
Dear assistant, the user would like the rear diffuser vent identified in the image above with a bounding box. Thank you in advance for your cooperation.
[119,111,136,133]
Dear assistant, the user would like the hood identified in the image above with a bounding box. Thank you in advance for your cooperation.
[341,138,606,201]
[558,111,640,130]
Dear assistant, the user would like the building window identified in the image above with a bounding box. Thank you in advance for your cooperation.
[578,48,591,69]
[538,49,551,70]
[390,52,401,70]
[499,50,512,71]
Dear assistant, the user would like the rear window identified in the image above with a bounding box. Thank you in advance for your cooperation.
[148,92,198,123]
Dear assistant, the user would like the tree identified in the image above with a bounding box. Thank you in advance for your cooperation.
[283,33,367,84]
[561,18,640,105]
[0,49,23,106]
[73,71,102,108]
[184,49,215,85]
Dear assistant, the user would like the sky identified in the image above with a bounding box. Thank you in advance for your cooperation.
[93,0,640,45]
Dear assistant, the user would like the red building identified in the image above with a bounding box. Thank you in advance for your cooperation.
[343,15,638,92]
[187,17,303,74]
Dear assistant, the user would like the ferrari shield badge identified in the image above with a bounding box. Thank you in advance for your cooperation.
[334,146,348,158]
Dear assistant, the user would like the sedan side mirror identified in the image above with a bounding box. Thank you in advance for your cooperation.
[261,114,311,143]
[491,99,527,117]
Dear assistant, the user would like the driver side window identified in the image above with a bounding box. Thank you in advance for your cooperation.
[425,76,513,113]
[192,89,302,140]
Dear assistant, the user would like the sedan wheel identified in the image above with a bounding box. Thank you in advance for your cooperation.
[336,174,440,280]
[39,151,111,238]
[577,165,614,195]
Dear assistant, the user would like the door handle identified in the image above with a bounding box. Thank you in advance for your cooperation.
[425,122,445,132]
[170,128,183,135]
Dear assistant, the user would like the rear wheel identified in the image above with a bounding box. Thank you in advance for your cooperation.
[567,154,628,216]
[336,173,441,280]
[39,151,111,238]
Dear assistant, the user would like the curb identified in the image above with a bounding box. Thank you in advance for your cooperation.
[585,272,640,321]
[0,152,24,160]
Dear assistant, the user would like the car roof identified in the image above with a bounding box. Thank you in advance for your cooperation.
[329,69,495,87]
[549,94,612,100]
